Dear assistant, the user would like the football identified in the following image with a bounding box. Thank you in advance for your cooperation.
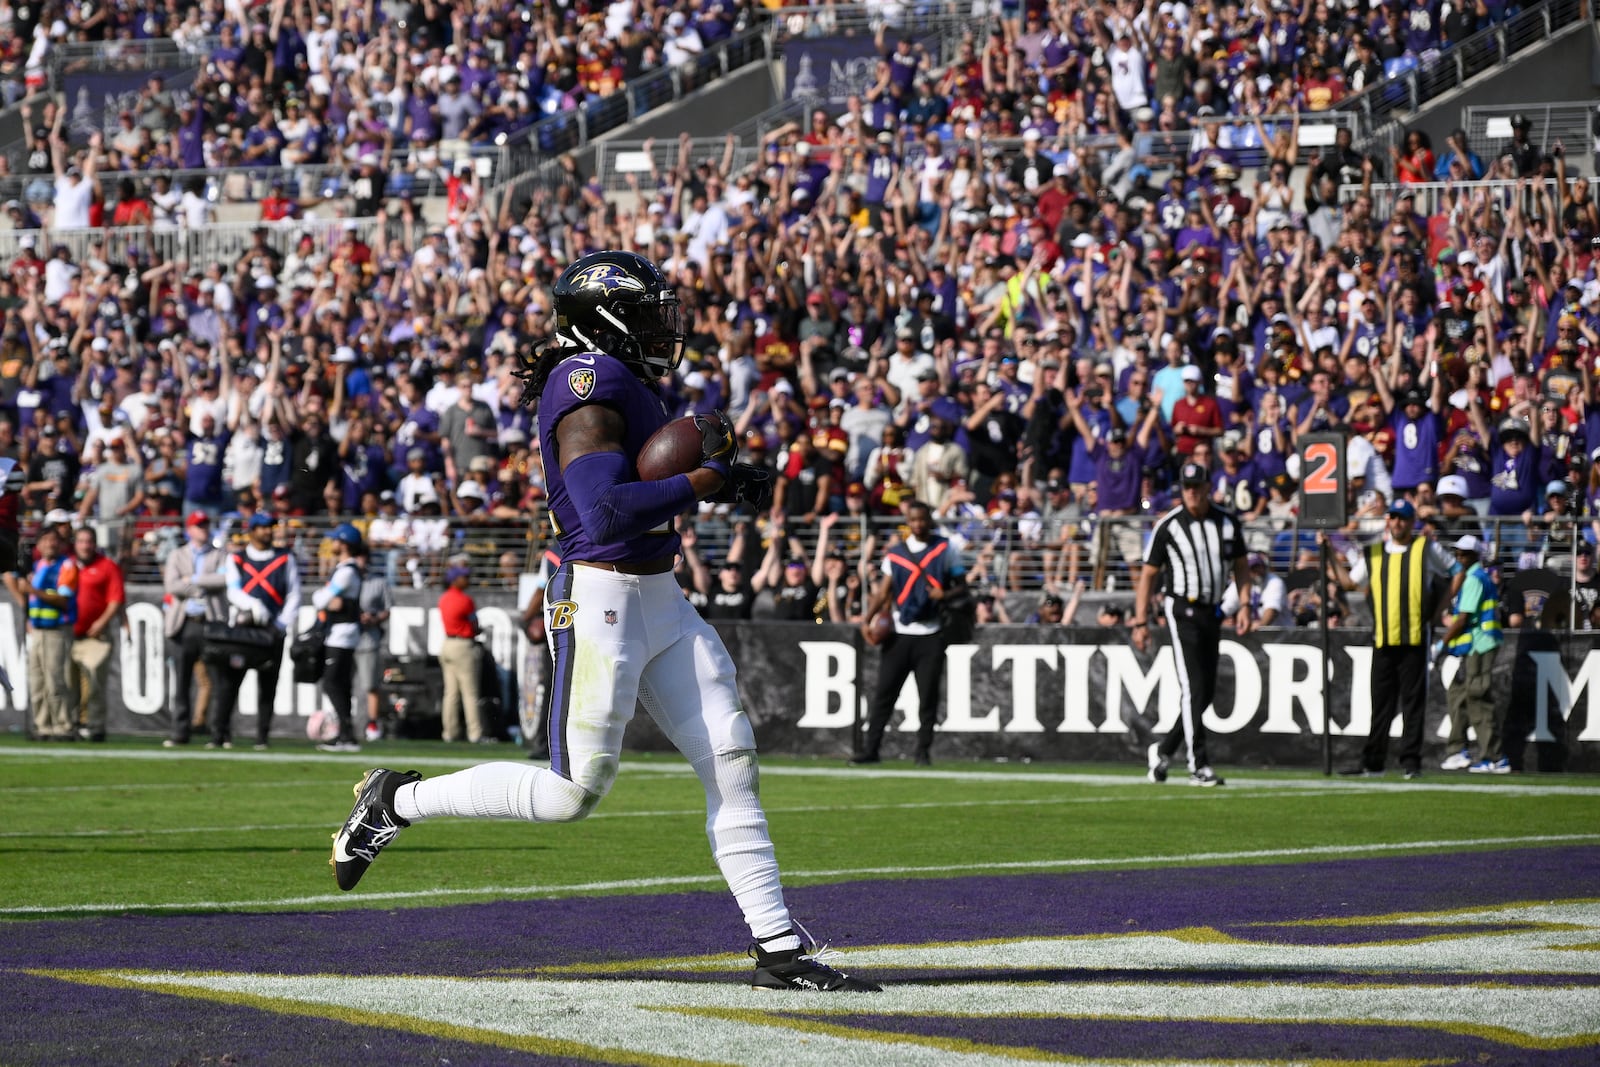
[637,416,709,481]
[306,709,340,743]
[862,612,893,646]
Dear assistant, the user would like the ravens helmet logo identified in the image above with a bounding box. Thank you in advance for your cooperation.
[570,264,648,295]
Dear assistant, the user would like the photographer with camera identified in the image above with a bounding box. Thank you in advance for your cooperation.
[210,513,301,750]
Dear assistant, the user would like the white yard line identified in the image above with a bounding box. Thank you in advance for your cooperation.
[3,744,1598,796]
[3,832,1596,916]
[0,789,1359,839]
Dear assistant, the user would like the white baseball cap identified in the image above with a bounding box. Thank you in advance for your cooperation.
[1435,474,1469,499]
[1452,535,1483,555]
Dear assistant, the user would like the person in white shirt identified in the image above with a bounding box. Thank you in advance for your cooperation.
[180,176,214,228]
[1106,30,1149,112]
[662,12,703,67]
[365,491,411,586]
[42,245,78,304]
[50,129,96,230]
[1220,552,1288,626]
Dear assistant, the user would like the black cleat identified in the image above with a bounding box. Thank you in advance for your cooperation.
[751,941,882,992]
[846,753,880,766]
[331,768,421,891]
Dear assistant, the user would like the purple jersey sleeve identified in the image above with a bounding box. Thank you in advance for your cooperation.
[537,352,684,564]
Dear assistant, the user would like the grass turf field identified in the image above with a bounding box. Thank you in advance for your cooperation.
[2,738,1599,1065]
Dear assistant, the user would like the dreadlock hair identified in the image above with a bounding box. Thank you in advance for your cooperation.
[513,336,582,410]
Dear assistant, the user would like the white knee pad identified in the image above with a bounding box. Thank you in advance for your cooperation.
[531,767,603,823]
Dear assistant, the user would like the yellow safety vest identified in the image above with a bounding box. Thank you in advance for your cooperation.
[1367,539,1427,648]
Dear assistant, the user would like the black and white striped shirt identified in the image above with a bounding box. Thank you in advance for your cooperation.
[1144,505,1246,605]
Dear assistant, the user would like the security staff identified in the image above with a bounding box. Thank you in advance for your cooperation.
[1438,535,1507,774]
[215,512,301,750]
[1132,461,1251,787]
[852,499,966,767]
[1331,499,1457,779]
[161,512,228,747]
[26,526,78,740]
[311,524,366,752]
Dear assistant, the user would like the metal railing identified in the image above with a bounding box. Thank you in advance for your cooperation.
[3,148,510,209]
[1463,100,1599,164]
[91,513,540,589]
[501,22,771,179]
[0,215,390,268]
[51,36,219,70]
[1338,0,1578,131]
[765,1,972,38]
[76,507,1600,618]
[593,139,765,193]
[1360,176,1563,220]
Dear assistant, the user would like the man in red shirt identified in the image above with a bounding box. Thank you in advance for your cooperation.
[437,562,483,743]
[69,527,124,742]
[1170,365,1223,457]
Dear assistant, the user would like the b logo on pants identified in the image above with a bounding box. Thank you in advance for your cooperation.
[547,600,578,631]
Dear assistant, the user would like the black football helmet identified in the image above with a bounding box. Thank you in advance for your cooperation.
[551,250,684,380]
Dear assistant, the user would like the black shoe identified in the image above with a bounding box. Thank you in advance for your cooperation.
[1146,743,1169,783]
[751,939,882,992]
[1337,764,1383,777]
[1403,767,1421,781]
[331,768,422,891]
[912,749,932,767]
[88,732,105,743]
[1189,766,1224,787]
[846,753,880,766]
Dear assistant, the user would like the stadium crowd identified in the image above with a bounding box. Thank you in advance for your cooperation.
[5,0,759,213]
[0,4,1597,631]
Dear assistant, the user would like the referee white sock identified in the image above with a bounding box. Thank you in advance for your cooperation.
[395,762,599,823]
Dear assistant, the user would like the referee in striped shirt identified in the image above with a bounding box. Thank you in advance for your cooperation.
[1131,461,1252,786]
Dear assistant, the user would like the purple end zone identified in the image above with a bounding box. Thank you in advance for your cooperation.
[0,846,1594,1067]
[2,846,1595,976]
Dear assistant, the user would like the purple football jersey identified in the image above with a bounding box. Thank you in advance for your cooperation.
[538,351,683,564]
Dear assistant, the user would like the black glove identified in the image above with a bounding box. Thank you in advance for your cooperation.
[713,462,773,509]
[695,410,738,478]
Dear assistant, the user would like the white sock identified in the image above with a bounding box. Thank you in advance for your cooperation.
[695,750,794,945]
[394,762,598,823]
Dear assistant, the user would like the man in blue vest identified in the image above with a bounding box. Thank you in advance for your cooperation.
[27,526,77,740]
[1438,535,1508,774]
[214,513,302,750]
[852,499,966,767]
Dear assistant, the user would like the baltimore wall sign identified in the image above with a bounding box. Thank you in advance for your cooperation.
[0,592,1595,770]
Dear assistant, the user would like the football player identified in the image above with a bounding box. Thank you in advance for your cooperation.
[331,250,879,992]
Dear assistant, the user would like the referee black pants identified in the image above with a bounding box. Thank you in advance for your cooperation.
[860,631,946,760]
[1158,602,1220,773]
[1364,645,1428,773]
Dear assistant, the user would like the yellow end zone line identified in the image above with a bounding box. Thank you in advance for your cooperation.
[23,968,730,1067]
[673,1004,1599,1054]
[4,833,1599,917]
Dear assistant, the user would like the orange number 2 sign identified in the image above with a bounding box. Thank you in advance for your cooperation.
[1302,441,1339,495]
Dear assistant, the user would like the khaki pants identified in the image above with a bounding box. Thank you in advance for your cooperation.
[28,627,76,738]
[438,636,483,743]
[1447,648,1502,761]
[70,635,113,735]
